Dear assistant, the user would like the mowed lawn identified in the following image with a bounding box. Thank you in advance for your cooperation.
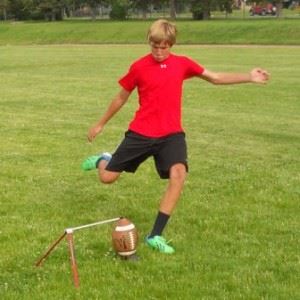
[0,19,299,45]
[0,45,299,299]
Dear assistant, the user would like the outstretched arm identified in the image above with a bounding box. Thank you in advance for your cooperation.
[87,88,131,142]
[200,68,270,85]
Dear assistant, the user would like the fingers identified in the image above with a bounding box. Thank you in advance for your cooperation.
[253,68,269,76]
[257,68,270,79]
[87,126,102,142]
[260,70,270,83]
[87,134,95,143]
[86,128,94,142]
[251,68,270,84]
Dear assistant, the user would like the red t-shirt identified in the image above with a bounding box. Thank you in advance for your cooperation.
[119,53,205,137]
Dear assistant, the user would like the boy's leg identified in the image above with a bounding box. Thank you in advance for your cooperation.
[82,131,152,184]
[81,152,120,184]
[150,163,186,235]
[97,159,120,184]
[146,163,186,254]
[159,163,187,215]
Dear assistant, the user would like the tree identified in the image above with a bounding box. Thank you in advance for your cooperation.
[109,0,130,20]
[85,0,99,20]
[190,0,211,20]
[132,0,149,19]
[169,0,176,19]
[38,0,66,20]
[217,0,233,16]
[0,0,9,20]
[190,0,236,20]
[8,0,36,19]
[274,0,283,17]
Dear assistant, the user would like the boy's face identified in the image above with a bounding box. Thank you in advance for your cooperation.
[150,41,171,62]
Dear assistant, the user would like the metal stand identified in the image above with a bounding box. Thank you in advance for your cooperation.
[66,229,80,288]
[35,217,120,288]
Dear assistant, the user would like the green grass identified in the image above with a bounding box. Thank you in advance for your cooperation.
[0,45,299,299]
[0,19,299,45]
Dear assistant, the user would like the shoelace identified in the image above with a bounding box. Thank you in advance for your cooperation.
[154,237,172,247]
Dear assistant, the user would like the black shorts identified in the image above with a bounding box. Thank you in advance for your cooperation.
[106,130,188,179]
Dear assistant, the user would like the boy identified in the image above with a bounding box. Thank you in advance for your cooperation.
[81,19,269,254]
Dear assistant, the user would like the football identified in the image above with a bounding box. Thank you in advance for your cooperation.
[112,217,138,257]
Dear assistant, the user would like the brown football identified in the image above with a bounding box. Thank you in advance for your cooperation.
[112,218,138,257]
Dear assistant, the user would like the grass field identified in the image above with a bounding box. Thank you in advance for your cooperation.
[0,44,299,299]
[0,19,300,45]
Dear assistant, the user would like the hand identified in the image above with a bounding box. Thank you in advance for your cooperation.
[250,68,270,84]
[87,124,103,142]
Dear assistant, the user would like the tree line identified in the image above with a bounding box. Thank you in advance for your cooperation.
[0,0,287,21]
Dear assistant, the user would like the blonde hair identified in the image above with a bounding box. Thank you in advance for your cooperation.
[147,19,177,46]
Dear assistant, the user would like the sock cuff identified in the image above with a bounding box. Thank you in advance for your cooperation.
[158,211,170,218]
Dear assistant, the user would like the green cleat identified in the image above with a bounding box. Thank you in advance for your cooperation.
[145,235,175,254]
[81,152,112,171]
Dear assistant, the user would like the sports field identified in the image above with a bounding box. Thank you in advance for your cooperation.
[0,44,299,299]
[0,19,299,45]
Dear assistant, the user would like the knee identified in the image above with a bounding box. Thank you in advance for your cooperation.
[99,176,115,184]
[169,164,187,184]
[99,171,119,184]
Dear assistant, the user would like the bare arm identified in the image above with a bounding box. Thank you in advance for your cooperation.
[87,88,131,142]
[200,68,270,85]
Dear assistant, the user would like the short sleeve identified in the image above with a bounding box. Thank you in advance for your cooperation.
[183,57,205,79]
[118,64,137,92]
